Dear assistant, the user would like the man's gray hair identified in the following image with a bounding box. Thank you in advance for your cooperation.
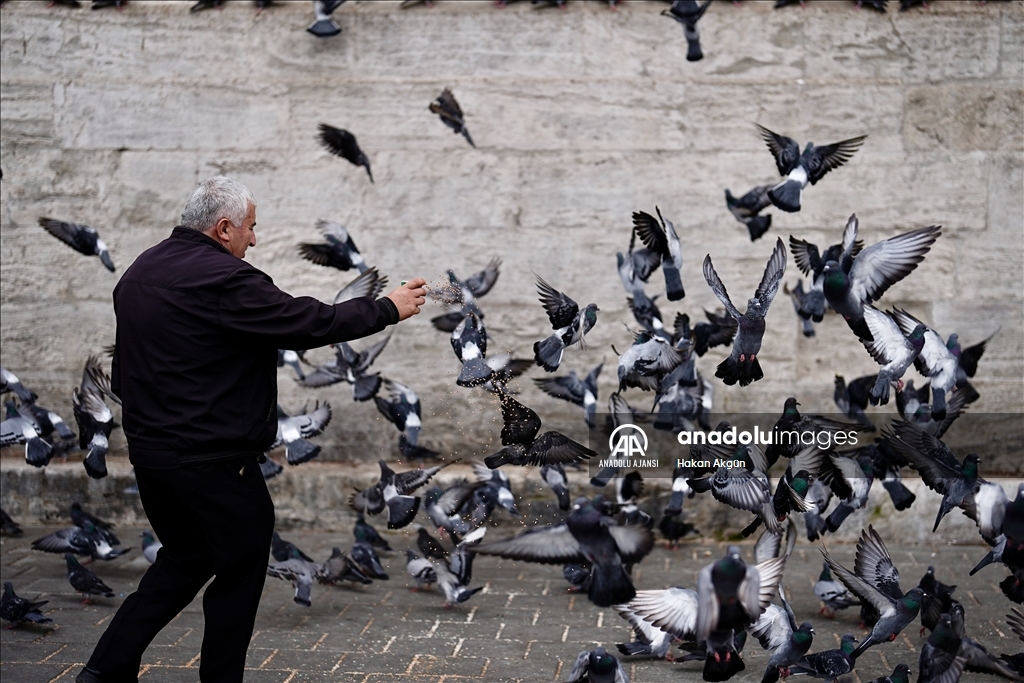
[180,176,256,232]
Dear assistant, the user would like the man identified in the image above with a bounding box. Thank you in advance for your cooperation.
[77,177,426,683]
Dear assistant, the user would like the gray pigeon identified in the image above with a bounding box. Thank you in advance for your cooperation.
[615,586,698,659]
[38,217,115,271]
[533,363,602,428]
[405,549,437,591]
[632,207,684,301]
[298,220,367,273]
[333,267,388,305]
[429,257,501,331]
[813,561,860,617]
[1,582,52,627]
[307,0,345,37]
[948,603,1023,680]
[616,330,685,392]
[319,547,372,587]
[65,553,115,603]
[661,0,712,62]
[141,531,162,564]
[267,546,328,607]
[429,88,475,148]
[889,308,958,421]
[747,587,815,683]
[756,125,867,213]
[541,463,571,511]
[271,402,331,465]
[565,646,630,683]
[349,541,389,580]
[702,237,787,386]
[72,355,117,479]
[860,306,926,406]
[821,215,941,341]
[317,122,370,180]
[434,527,486,607]
[1,400,53,467]
[725,185,773,242]
[1,366,37,403]
[33,521,131,561]
[483,394,596,469]
[450,313,492,388]
[349,460,451,530]
[297,337,390,401]
[783,281,816,337]
[533,276,599,372]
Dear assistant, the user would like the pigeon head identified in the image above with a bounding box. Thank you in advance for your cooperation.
[818,562,832,582]
[64,553,80,567]
[902,587,925,612]
[794,622,814,644]
[839,634,858,654]
[822,261,846,289]
[405,549,419,561]
[583,303,600,324]
[891,664,911,683]
[3,581,12,594]
[945,333,960,352]
[590,647,618,673]
[789,470,811,496]
[783,397,800,414]
[961,453,980,478]
[141,531,156,546]
[928,613,960,651]
[746,297,763,313]
[907,324,927,350]
[3,401,16,418]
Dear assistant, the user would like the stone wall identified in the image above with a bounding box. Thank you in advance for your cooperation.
[1,0,1022,472]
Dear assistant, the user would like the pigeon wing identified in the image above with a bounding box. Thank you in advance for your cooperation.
[334,267,387,304]
[39,218,97,257]
[788,236,823,277]
[848,226,942,306]
[754,237,788,312]
[632,211,669,257]
[525,431,596,466]
[500,396,543,446]
[607,524,654,564]
[748,603,793,652]
[471,524,583,564]
[756,124,801,176]
[805,135,867,185]
[852,525,904,601]
[820,546,897,618]
[695,563,720,642]
[861,307,912,365]
[463,257,501,297]
[622,587,699,640]
[702,255,741,320]
[536,276,580,329]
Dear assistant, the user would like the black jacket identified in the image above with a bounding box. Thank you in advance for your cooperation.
[111,227,397,468]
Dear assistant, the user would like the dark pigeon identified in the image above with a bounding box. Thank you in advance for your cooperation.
[317,123,371,181]
[297,220,367,273]
[38,217,115,271]
[483,394,595,469]
[307,0,345,37]
[725,185,773,241]
[65,553,115,603]
[661,0,712,62]
[565,646,629,682]
[429,88,475,148]
[1,582,51,627]
[632,207,684,301]
[533,275,599,373]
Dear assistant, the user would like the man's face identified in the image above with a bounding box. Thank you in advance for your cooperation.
[227,203,257,259]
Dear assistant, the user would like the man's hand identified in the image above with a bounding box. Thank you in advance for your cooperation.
[386,279,427,321]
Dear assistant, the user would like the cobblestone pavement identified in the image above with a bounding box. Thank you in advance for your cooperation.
[1,526,1019,683]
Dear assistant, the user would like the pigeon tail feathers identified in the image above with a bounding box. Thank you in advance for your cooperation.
[768,179,802,213]
[534,335,565,373]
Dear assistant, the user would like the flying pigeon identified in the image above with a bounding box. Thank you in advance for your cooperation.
[747,587,815,683]
[349,459,451,529]
[1,367,37,403]
[725,185,773,241]
[38,217,115,272]
[267,545,328,607]
[307,0,345,37]
[450,313,492,387]
[472,496,654,607]
[814,561,861,618]
[298,220,367,273]
[803,479,832,542]
[533,275,599,372]
[270,401,331,465]
[405,549,437,591]
[374,379,423,447]
[833,374,876,431]
[189,0,224,11]
[482,394,596,469]
[859,306,926,405]
[533,363,602,428]
[33,521,130,562]
[141,531,162,564]
[297,337,390,401]
[429,257,501,331]
[429,88,475,148]
[72,355,117,479]
[783,281,816,337]
[888,309,959,421]
[541,463,571,511]
[756,124,867,213]
[789,233,862,325]
[433,527,487,607]
[1,582,51,628]
[18,399,76,443]
[1000,608,1024,674]
[565,647,630,683]
[318,123,370,181]
[702,237,787,386]
[470,462,520,516]
[821,215,941,341]
[675,310,737,358]
[65,553,115,603]
[917,566,959,636]
[632,207,684,301]
[661,0,712,62]
[616,330,686,392]
[2,400,53,467]
[821,525,925,659]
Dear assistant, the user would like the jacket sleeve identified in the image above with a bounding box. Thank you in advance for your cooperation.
[216,262,394,349]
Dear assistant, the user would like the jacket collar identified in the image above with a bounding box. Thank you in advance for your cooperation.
[170,225,232,255]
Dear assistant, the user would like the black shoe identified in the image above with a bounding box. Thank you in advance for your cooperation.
[75,668,125,683]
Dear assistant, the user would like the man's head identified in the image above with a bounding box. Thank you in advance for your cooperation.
[181,176,257,259]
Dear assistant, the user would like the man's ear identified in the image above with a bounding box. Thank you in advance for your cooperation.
[213,217,233,243]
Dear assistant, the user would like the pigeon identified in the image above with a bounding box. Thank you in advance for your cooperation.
[450,313,492,387]
[18,399,76,443]
[866,664,911,683]
[563,563,592,593]
[375,379,423,448]
[789,234,863,324]
[349,541,389,580]
[616,330,685,392]
[297,220,367,273]
[916,566,958,636]
[725,185,773,241]
[429,257,501,331]
[617,232,663,291]
[272,532,314,563]
[333,267,388,306]
[297,337,390,401]
[663,465,694,518]
[688,444,787,534]
[416,526,448,561]
[804,479,832,542]
[319,547,373,587]
[632,207,684,301]
[141,531,162,564]
[434,527,486,607]
[354,513,390,551]
[65,553,115,603]
[33,521,131,561]
[0,509,23,536]
[479,354,535,395]
[613,593,677,660]
[783,281,816,337]
[472,496,654,607]
[38,217,115,271]
[267,546,328,607]
[1,367,37,403]
[471,462,520,516]
[1,400,53,467]
[821,215,941,341]
[625,289,669,340]
[533,363,603,428]
[72,355,117,479]
[678,310,738,358]
[968,482,1024,579]
[814,561,860,618]
[833,374,876,431]
[756,124,867,213]
[661,0,712,62]
[764,397,862,467]
[482,394,596,469]
[888,309,959,421]
[189,0,224,11]
[307,0,345,37]
[541,463,572,511]
[565,646,630,682]
[533,276,600,373]
[405,549,438,591]
[429,88,475,148]
[271,402,331,465]
[860,306,926,406]
[1,582,51,628]
[318,123,370,181]
[1000,608,1024,674]
[260,456,283,480]
[349,459,451,529]
[70,502,115,535]
[702,236,787,386]
[276,349,305,381]
[747,588,815,683]
[896,379,977,439]
[821,525,925,659]
[788,633,858,680]
[919,613,969,683]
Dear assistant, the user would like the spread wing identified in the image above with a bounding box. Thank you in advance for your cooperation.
[471,524,583,564]
[464,257,502,297]
[702,254,741,320]
[607,524,655,564]
[820,546,897,618]
[805,135,867,185]
[334,267,387,304]
[754,237,787,311]
[525,431,597,466]
[620,587,699,640]
[852,525,904,602]
[632,210,668,257]
[536,275,579,329]
[756,124,801,176]
[748,603,793,652]
[500,396,543,446]
[788,236,823,277]
[848,226,942,306]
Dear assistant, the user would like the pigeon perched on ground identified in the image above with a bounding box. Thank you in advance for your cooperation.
[1,367,37,403]
[272,532,314,563]
[297,337,390,401]
[141,531,162,564]
[860,307,926,406]
[307,0,345,37]
[473,496,653,607]
[821,525,925,658]
[72,355,117,479]
[565,646,630,682]
[65,553,115,603]
[1,400,53,467]
[38,217,115,272]
[271,402,331,465]
[632,207,684,301]
[429,257,501,331]
[33,521,130,562]
[661,0,712,62]
[756,124,867,213]
[354,513,390,551]
[349,460,451,529]
[0,509,23,536]
[747,587,815,683]
[319,547,372,587]
[821,215,941,341]
[429,88,475,148]
[533,363,602,428]
[267,545,328,607]
[405,549,438,591]
[813,561,860,618]
[483,394,595,469]
[1,582,51,628]
[725,185,773,241]
[318,123,370,180]
[298,220,367,273]
[788,633,858,680]
[349,542,389,580]
[533,275,600,372]
[702,237,787,386]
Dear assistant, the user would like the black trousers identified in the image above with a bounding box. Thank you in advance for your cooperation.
[86,455,275,683]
